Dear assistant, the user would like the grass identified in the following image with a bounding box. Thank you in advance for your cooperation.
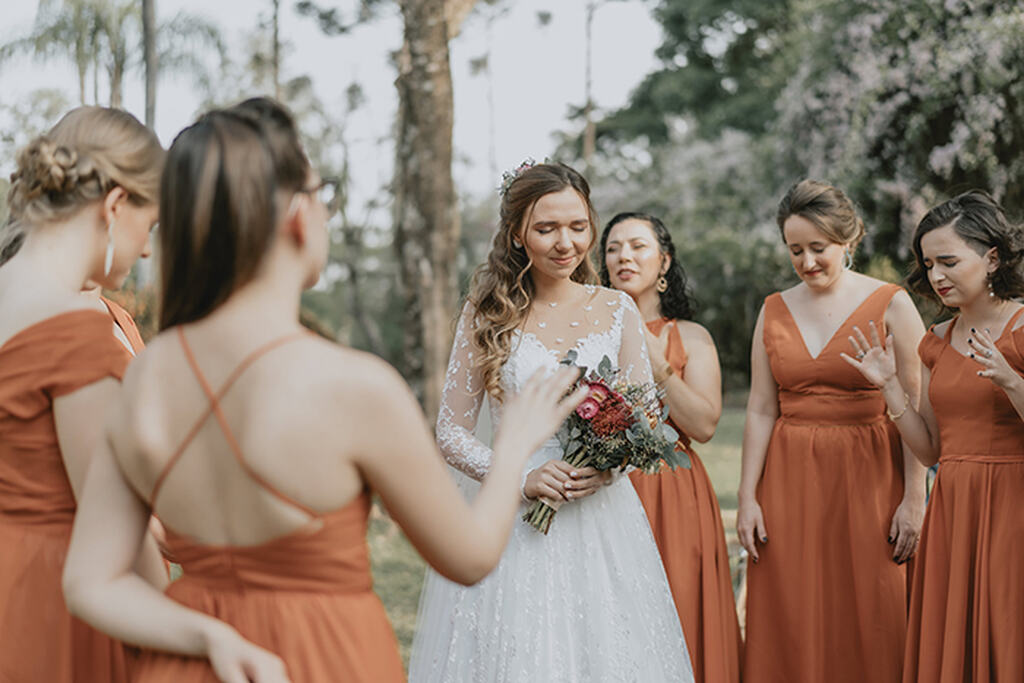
[368,404,747,666]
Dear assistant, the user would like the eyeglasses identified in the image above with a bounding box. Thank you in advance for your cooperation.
[299,177,340,210]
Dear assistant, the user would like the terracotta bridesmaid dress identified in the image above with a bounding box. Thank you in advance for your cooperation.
[743,283,909,683]
[0,311,136,682]
[629,318,742,683]
[903,312,1024,682]
[132,329,405,683]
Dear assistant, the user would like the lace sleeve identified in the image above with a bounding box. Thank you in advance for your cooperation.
[435,302,493,481]
[616,292,655,385]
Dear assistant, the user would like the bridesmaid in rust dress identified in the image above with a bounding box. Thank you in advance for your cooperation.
[845,191,1024,683]
[61,99,585,683]
[738,180,928,682]
[602,212,741,683]
[0,106,167,682]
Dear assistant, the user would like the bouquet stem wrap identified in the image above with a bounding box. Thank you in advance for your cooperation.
[523,449,593,534]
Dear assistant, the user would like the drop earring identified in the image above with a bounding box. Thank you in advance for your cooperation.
[103,221,115,276]
[512,238,523,249]
[842,248,854,271]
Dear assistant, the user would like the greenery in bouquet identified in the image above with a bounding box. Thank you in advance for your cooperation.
[523,351,689,534]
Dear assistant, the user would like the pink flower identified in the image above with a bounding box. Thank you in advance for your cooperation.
[576,398,600,420]
[586,382,610,402]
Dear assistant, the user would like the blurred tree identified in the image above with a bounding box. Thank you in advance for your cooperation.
[0,0,225,111]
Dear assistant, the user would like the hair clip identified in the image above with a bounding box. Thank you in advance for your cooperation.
[498,156,553,197]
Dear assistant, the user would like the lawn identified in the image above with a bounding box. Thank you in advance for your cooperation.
[368,404,748,665]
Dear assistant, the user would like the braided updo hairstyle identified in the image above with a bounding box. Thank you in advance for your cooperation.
[776,179,866,255]
[2,106,163,265]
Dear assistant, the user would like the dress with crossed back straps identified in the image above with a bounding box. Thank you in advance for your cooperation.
[903,309,1024,683]
[743,283,910,683]
[131,328,404,683]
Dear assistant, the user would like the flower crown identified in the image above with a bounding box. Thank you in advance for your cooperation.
[498,157,551,197]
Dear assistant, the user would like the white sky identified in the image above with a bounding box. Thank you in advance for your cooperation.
[0,0,661,203]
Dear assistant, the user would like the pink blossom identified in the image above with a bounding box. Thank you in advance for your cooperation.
[576,398,600,420]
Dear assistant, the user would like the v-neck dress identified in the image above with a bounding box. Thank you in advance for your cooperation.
[903,312,1024,683]
[743,283,909,683]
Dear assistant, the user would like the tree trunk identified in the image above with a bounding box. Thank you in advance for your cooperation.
[143,0,157,127]
[392,0,468,420]
[582,1,597,172]
[272,0,281,100]
[109,53,124,108]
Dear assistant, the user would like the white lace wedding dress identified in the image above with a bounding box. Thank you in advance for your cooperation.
[408,285,694,683]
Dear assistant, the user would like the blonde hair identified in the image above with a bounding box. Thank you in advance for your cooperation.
[2,106,164,263]
[776,179,866,252]
[467,162,598,400]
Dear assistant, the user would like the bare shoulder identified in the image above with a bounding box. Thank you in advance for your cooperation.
[884,287,924,325]
[1012,304,1024,331]
[673,319,715,347]
[931,319,953,339]
[295,339,413,410]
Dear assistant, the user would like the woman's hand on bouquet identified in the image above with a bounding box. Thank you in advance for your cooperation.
[841,321,898,388]
[523,462,611,503]
[736,497,768,563]
[206,625,290,683]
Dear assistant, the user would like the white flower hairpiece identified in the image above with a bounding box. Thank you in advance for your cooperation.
[498,157,552,197]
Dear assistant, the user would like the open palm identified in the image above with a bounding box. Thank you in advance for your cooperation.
[841,322,897,388]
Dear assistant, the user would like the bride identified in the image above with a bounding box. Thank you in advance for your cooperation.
[409,162,693,682]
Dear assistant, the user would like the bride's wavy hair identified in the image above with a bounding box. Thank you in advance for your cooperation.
[467,162,598,401]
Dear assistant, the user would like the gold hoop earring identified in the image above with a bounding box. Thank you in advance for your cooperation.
[656,276,668,293]
[103,221,116,276]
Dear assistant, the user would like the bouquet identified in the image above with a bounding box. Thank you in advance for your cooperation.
[522,351,689,534]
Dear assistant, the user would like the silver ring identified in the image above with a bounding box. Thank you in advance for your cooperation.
[856,351,866,360]
[986,349,993,358]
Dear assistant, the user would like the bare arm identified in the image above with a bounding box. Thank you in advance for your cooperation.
[654,321,722,443]
[883,291,927,563]
[62,436,289,683]
[54,381,168,590]
[736,306,778,562]
[354,363,586,585]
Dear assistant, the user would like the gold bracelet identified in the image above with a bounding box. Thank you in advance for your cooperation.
[886,392,910,421]
[655,365,675,384]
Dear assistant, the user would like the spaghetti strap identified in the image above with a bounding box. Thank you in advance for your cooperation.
[149,327,315,518]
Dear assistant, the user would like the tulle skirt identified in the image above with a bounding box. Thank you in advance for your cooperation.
[408,443,694,683]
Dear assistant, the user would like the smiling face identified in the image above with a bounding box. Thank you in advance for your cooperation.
[782,214,848,290]
[604,218,666,298]
[520,186,593,286]
[919,223,997,308]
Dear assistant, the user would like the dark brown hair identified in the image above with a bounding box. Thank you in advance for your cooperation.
[158,98,309,330]
[907,190,1024,301]
[598,211,695,320]
[467,162,598,399]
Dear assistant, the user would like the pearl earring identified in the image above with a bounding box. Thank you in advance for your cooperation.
[512,238,523,249]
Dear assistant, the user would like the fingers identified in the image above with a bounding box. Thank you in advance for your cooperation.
[847,334,867,357]
[737,523,757,560]
[868,320,883,348]
[892,525,917,564]
[852,325,873,351]
[839,352,862,370]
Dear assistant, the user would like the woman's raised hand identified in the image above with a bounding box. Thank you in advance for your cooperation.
[492,366,589,468]
[968,326,1023,391]
[841,321,897,388]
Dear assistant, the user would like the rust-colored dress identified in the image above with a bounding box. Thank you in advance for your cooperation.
[629,318,742,683]
[744,284,909,683]
[0,311,136,682]
[132,329,405,683]
[903,313,1024,683]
